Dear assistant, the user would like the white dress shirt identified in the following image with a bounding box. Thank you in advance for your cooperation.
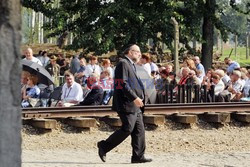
[61,81,83,103]
[143,63,151,76]
[23,57,42,66]
[85,64,102,77]
[213,79,225,95]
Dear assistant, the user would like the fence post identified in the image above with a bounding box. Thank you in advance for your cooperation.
[186,84,192,103]
[181,85,186,103]
[210,85,215,102]
[169,84,174,103]
[165,84,169,103]
[177,85,181,103]
[194,85,200,103]
[202,85,208,102]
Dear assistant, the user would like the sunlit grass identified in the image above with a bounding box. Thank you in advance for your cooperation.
[219,47,250,67]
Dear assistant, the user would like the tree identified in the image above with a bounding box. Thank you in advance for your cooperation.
[0,0,22,167]
[21,0,249,67]
[201,0,216,70]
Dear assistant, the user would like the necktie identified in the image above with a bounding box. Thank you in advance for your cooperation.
[133,64,137,72]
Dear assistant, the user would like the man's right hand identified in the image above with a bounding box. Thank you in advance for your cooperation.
[133,97,144,107]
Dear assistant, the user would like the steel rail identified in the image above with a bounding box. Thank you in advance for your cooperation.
[22,102,250,119]
[22,102,249,111]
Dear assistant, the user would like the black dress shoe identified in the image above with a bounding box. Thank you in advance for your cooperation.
[97,141,106,162]
[131,157,152,163]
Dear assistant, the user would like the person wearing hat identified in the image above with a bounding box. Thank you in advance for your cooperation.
[45,55,60,87]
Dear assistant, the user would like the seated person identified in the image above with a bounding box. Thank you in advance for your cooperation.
[169,72,177,88]
[21,71,31,98]
[186,70,201,86]
[99,70,114,105]
[155,69,169,92]
[21,74,40,108]
[58,72,83,107]
[219,70,244,102]
[178,67,192,85]
[78,73,104,105]
[240,69,250,101]
[207,74,225,102]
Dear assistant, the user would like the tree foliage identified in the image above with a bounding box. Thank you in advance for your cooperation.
[21,0,250,65]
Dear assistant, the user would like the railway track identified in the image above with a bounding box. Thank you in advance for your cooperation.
[22,102,250,119]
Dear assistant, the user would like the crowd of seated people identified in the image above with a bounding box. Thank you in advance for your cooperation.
[152,54,249,103]
[21,47,250,108]
[21,48,115,108]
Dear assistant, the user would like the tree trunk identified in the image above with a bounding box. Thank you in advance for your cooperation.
[40,13,44,44]
[193,40,197,50]
[57,31,68,48]
[246,33,249,59]
[30,10,36,44]
[221,36,224,56]
[201,0,215,70]
[0,1,21,167]
[171,17,180,74]
[235,34,237,57]
[38,12,44,44]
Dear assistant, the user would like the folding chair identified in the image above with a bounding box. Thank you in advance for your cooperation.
[47,86,63,107]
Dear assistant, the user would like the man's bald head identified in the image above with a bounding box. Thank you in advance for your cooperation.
[193,56,200,64]
[24,48,33,60]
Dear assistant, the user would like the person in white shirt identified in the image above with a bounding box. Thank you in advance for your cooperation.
[219,70,243,102]
[140,53,151,76]
[23,48,42,66]
[38,51,50,67]
[211,74,225,96]
[85,56,102,77]
[58,72,83,107]
[215,69,229,87]
[102,59,114,78]
[150,60,159,73]
[242,70,250,97]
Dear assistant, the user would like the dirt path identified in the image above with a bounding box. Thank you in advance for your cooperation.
[22,121,250,167]
[22,149,250,167]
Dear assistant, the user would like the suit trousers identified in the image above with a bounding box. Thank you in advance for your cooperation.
[101,111,145,158]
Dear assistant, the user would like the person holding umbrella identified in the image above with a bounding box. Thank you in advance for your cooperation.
[21,74,41,108]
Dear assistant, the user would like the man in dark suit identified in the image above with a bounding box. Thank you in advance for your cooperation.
[97,44,152,163]
[78,73,104,105]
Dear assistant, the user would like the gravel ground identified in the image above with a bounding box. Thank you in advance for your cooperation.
[22,120,250,167]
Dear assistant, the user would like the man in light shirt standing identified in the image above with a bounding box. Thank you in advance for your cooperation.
[140,53,151,76]
[193,56,205,77]
[85,56,102,77]
[224,57,240,74]
[58,72,83,107]
[23,48,42,66]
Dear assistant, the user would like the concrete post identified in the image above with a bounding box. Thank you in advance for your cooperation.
[235,34,237,57]
[171,17,180,74]
[247,33,249,59]
[221,37,224,56]
[0,0,21,167]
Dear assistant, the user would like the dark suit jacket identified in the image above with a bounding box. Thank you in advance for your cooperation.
[79,85,104,105]
[112,57,145,114]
